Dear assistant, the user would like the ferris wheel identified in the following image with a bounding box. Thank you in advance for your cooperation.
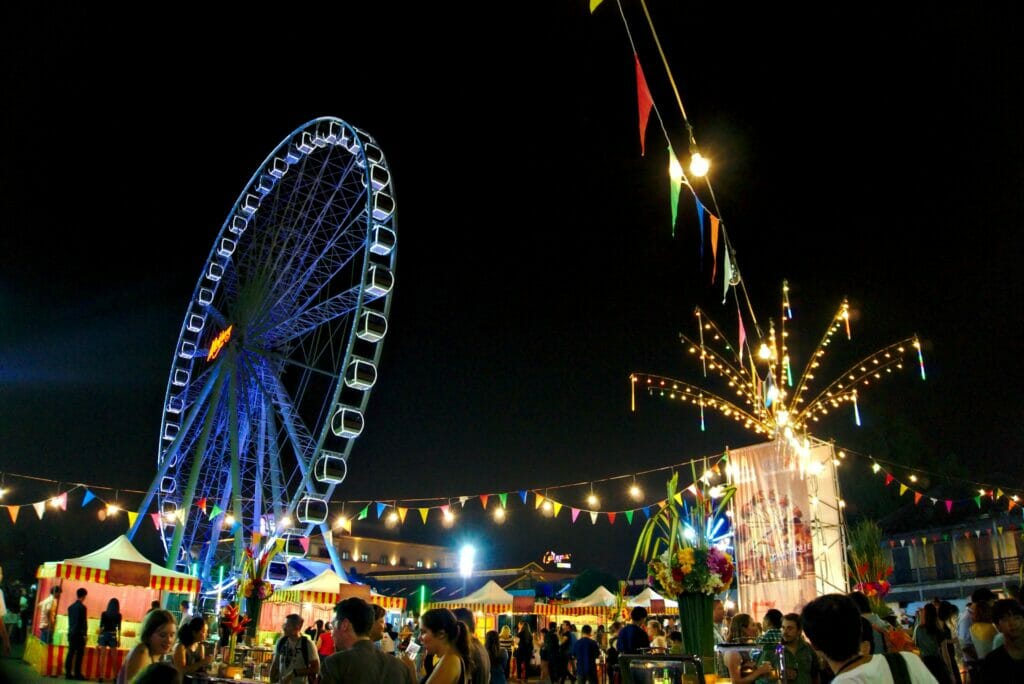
[128,117,396,583]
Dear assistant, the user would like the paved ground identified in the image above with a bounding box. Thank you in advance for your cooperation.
[1,643,55,684]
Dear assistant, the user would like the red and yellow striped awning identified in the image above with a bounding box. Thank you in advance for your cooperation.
[37,563,201,594]
[271,589,406,612]
[429,602,514,614]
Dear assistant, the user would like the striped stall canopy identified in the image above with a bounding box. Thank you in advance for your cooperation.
[37,563,200,593]
[428,602,513,614]
[271,588,406,612]
[35,535,201,594]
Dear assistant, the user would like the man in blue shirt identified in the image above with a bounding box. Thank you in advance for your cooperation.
[573,625,602,684]
[616,607,651,655]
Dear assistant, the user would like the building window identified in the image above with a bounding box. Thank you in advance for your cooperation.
[399,557,407,567]
[416,560,424,568]
[432,561,439,568]
[341,551,350,560]
[379,554,389,565]
[360,553,369,562]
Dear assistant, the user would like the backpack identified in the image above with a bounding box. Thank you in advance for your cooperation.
[276,635,314,670]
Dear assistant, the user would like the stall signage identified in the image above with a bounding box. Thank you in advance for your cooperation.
[107,559,152,587]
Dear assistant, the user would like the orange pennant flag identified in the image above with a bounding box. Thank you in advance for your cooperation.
[6,505,18,523]
[709,214,720,283]
[480,495,489,510]
[914,492,922,505]
[635,55,654,156]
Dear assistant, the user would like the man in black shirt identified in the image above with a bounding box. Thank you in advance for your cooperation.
[982,599,1024,681]
[616,607,651,655]
[65,588,88,680]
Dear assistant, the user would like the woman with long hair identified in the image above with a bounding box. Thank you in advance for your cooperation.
[173,616,213,676]
[498,625,514,679]
[915,603,952,682]
[723,614,772,684]
[118,609,177,684]
[420,608,473,684]
[938,601,963,684]
[646,620,667,652]
[486,630,508,684]
[97,598,122,682]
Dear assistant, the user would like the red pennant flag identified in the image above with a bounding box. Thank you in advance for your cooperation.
[299,537,310,553]
[914,492,923,505]
[150,512,162,530]
[197,497,207,513]
[885,473,894,486]
[635,55,653,156]
[738,315,747,364]
[607,512,617,525]
[480,495,489,510]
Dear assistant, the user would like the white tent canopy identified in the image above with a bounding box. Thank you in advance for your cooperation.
[627,586,678,608]
[563,585,618,607]
[437,580,514,605]
[36,534,200,592]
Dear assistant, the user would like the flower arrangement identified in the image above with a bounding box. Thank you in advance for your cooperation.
[847,519,893,617]
[630,467,736,599]
[239,545,278,602]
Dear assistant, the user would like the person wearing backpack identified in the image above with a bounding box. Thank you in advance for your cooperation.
[803,594,939,683]
[270,613,321,684]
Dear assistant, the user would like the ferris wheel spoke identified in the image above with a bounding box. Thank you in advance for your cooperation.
[262,283,366,347]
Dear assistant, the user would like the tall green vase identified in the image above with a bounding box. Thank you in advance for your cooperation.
[677,593,716,680]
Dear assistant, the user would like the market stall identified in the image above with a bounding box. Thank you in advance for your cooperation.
[626,587,679,616]
[26,534,201,679]
[256,569,406,646]
[429,580,515,636]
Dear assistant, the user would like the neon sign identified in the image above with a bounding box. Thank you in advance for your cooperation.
[542,551,572,567]
[208,325,233,361]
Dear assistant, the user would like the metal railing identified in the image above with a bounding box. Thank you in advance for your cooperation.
[891,555,1021,586]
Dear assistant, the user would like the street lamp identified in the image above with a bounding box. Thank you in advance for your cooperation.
[459,544,476,598]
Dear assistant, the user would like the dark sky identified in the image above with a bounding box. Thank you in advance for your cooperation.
[2,3,1023,583]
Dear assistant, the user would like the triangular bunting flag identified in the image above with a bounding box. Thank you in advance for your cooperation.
[589,511,599,525]
[997,489,1005,499]
[398,507,408,523]
[709,213,720,283]
[643,506,652,519]
[888,540,896,548]
[441,505,450,517]
[209,504,223,519]
[499,493,508,508]
[150,512,161,530]
[674,493,683,505]
[885,473,894,486]
[419,508,430,524]
[7,505,19,523]
[571,508,580,523]
[696,201,705,262]
[552,502,562,517]
[625,510,634,525]
[657,499,668,509]
[590,0,604,12]
[974,496,982,508]
[376,502,387,519]
[899,484,908,496]
[608,512,616,525]
[298,537,310,553]
[480,495,489,510]
[670,158,681,236]
[459,496,468,507]
[635,55,653,156]
[722,252,733,304]
[738,316,746,364]
[930,497,937,505]
[945,500,953,513]
[231,521,242,534]
[127,511,138,529]
[910,538,916,546]
[197,497,207,513]
[535,494,545,510]
[519,490,528,504]
[357,506,369,521]
[900,539,906,547]
[82,490,96,507]
[921,537,927,546]
[914,492,922,504]
[57,492,68,511]
[33,501,46,519]
[1010,500,1018,511]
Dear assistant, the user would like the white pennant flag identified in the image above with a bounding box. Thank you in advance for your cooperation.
[589,511,599,525]
[33,501,47,519]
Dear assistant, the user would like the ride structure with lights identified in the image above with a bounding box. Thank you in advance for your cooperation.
[630,280,925,452]
[127,117,397,586]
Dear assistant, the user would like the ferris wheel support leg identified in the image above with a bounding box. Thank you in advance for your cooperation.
[128,365,222,541]
[319,520,349,581]
[228,365,246,569]
[165,364,229,570]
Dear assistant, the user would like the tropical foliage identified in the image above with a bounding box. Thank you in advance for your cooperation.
[847,518,893,616]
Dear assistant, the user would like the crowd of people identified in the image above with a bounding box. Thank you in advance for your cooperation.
[4,568,1024,684]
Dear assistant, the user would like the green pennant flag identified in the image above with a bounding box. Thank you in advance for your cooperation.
[625,510,634,525]
[974,496,982,509]
[499,492,508,509]
[209,505,223,519]
[358,505,369,520]
[670,178,681,238]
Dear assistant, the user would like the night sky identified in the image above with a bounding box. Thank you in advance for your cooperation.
[2,4,1023,584]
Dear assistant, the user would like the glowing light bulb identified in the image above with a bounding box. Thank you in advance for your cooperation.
[872,463,881,473]
[279,516,292,528]
[689,151,710,177]
[758,343,772,360]
[629,484,643,500]
[587,493,599,508]
[336,515,349,528]
[494,507,506,523]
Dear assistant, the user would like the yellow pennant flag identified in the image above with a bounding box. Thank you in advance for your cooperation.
[398,507,408,523]
[674,493,684,505]
[590,0,603,12]
[419,508,429,524]
[899,484,908,496]
[552,502,563,517]
[127,511,138,529]
[535,493,545,509]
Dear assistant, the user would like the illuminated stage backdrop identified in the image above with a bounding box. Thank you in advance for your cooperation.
[729,438,847,619]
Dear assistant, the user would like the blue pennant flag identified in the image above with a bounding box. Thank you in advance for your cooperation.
[376,502,387,519]
[519,490,528,504]
[81,490,96,507]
